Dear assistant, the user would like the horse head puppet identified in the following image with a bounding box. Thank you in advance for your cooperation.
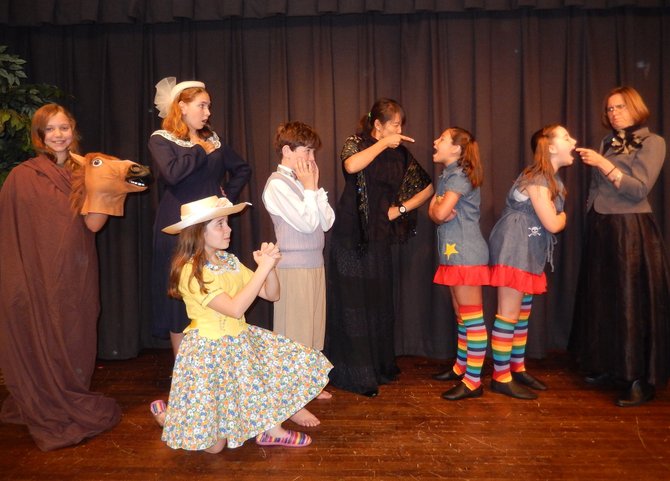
[70,153,152,217]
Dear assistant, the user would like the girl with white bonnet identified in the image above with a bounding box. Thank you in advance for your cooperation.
[154,195,332,452]
[149,77,251,355]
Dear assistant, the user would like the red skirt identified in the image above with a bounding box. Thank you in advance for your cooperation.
[433,265,490,287]
[489,264,546,294]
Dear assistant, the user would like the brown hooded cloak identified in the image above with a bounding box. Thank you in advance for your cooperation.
[0,155,120,451]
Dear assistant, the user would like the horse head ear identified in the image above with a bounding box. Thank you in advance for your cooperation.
[70,152,86,167]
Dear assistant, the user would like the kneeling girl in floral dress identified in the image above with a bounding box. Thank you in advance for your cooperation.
[156,195,332,453]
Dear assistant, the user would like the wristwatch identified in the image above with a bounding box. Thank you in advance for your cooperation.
[398,204,407,216]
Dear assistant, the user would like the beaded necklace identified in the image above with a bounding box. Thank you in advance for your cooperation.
[204,250,239,273]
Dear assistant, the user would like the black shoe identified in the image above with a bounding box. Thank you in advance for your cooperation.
[615,380,655,407]
[361,389,379,398]
[433,369,465,382]
[584,372,612,386]
[512,371,547,391]
[441,383,483,401]
[490,379,538,400]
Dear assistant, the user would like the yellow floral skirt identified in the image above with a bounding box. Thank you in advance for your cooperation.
[162,326,332,450]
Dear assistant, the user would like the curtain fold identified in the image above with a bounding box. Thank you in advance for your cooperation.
[1,8,668,361]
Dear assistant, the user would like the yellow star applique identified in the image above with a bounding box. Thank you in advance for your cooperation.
[444,243,459,259]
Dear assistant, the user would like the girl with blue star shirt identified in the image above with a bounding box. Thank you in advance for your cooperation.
[429,127,490,401]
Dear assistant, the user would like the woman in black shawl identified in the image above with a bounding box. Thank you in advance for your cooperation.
[324,98,433,396]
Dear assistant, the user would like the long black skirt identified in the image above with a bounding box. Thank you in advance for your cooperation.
[572,210,670,387]
[324,240,400,395]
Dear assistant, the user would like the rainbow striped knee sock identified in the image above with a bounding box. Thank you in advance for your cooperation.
[460,305,487,390]
[491,314,518,383]
[452,316,467,376]
[511,294,533,373]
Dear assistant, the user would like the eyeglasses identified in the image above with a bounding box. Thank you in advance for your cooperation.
[606,104,627,113]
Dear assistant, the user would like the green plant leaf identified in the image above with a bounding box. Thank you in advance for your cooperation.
[0,45,68,188]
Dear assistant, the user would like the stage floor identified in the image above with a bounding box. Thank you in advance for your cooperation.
[1,349,668,480]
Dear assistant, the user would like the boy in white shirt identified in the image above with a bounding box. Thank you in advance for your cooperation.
[262,122,335,363]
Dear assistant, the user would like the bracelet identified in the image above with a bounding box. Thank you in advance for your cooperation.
[605,166,617,177]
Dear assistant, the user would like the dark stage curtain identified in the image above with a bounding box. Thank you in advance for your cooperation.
[2,1,667,25]
[1,6,668,362]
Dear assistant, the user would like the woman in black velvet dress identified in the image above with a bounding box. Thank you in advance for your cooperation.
[572,86,670,407]
[324,98,433,396]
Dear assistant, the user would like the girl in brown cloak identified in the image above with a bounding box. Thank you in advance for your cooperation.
[0,104,147,450]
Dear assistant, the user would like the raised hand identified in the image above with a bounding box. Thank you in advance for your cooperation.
[576,147,606,168]
[294,159,318,190]
[385,134,415,149]
[253,242,281,270]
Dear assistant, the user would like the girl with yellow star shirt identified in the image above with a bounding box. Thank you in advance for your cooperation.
[488,124,576,400]
[429,127,490,401]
